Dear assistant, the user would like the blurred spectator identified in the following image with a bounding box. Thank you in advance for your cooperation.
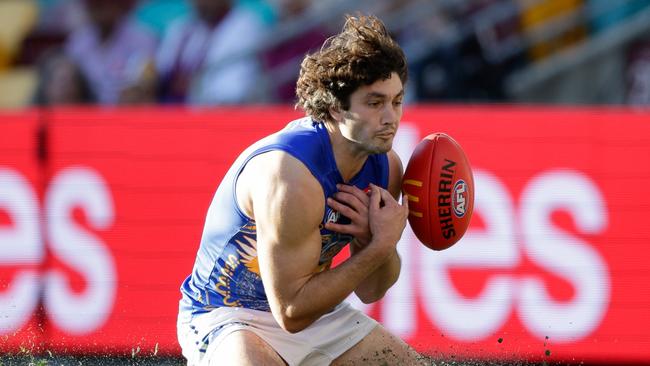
[132,0,192,40]
[0,0,39,108]
[65,0,158,104]
[261,0,328,103]
[626,38,650,106]
[0,0,38,70]
[517,0,587,62]
[33,49,95,105]
[156,0,268,104]
[16,0,85,67]
[239,0,277,26]
[587,0,650,35]
[410,0,526,101]
[35,0,87,35]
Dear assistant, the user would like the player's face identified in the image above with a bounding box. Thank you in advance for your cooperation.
[338,72,404,154]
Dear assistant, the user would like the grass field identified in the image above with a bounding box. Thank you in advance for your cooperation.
[0,355,568,366]
[0,355,184,366]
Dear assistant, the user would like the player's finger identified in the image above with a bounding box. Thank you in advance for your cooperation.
[336,184,370,206]
[326,197,360,221]
[369,183,381,210]
[378,186,398,207]
[332,191,366,212]
[324,221,355,235]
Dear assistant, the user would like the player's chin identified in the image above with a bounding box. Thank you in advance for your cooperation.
[368,142,392,154]
[371,137,394,153]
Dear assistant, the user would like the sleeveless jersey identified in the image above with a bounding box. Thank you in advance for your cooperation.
[179,117,389,315]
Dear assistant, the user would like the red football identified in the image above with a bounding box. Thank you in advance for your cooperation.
[402,133,474,251]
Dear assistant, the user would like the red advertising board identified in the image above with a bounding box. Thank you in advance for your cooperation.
[36,106,301,355]
[0,110,43,353]
[0,106,649,363]
[395,107,650,363]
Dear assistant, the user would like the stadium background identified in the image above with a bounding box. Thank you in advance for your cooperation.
[1,1,650,365]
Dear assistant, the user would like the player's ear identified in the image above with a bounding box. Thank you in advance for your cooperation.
[329,106,343,123]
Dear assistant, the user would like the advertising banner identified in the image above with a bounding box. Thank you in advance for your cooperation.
[0,110,43,353]
[1,106,648,363]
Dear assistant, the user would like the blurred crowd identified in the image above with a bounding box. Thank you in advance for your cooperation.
[0,0,649,108]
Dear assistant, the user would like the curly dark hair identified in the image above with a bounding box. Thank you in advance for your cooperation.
[295,14,408,123]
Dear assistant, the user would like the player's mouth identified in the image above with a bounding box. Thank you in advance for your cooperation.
[375,130,395,139]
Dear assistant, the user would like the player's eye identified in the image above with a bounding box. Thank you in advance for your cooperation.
[368,101,382,108]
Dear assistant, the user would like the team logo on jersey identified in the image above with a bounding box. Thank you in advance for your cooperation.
[236,235,260,275]
[326,208,340,224]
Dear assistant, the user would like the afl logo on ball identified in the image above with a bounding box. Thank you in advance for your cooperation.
[452,179,467,218]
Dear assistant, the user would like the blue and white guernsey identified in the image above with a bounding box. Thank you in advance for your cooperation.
[179,117,389,316]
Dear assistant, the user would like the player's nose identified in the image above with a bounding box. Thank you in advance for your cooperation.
[381,104,399,126]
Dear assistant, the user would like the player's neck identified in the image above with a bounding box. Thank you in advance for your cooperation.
[326,125,369,182]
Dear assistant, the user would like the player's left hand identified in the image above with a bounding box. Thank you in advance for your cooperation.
[324,184,371,247]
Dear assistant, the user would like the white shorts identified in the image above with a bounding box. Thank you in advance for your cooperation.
[177,302,377,366]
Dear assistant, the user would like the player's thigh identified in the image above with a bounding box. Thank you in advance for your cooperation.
[206,329,287,366]
[331,323,429,366]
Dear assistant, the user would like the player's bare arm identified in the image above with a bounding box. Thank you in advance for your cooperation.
[325,149,405,302]
[238,150,407,333]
